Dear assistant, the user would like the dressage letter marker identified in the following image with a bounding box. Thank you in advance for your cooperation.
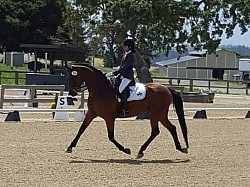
[54,96,69,121]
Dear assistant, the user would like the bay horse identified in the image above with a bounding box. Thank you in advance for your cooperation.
[65,64,189,158]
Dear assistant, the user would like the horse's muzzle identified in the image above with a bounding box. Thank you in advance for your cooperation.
[69,89,78,96]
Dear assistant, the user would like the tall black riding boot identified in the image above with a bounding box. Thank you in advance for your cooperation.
[118,91,129,117]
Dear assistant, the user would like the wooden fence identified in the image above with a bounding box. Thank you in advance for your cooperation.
[0,84,65,108]
[152,77,250,95]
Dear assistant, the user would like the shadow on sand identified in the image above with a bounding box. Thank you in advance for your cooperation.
[69,158,190,165]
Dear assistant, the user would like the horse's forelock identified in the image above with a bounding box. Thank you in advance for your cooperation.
[72,65,94,72]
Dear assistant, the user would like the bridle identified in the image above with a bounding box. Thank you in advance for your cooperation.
[70,70,88,93]
[77,84,88,92]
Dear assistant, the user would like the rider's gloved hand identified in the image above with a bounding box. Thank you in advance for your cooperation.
[106,72,114,77]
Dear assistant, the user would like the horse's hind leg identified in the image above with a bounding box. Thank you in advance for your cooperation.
[105,119,131,155]
[137,118,160,159]
[160,117,187,154]
[66,111,96,153]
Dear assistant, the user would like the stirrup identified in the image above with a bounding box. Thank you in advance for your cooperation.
[117,109,129,117]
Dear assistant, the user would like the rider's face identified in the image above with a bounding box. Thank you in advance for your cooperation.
[122,45,129,52]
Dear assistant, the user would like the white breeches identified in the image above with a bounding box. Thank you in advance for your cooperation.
[119,78,131,93]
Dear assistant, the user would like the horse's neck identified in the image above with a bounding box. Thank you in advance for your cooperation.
[81,71,114,97]
[87,81,112,92]
[87,83,115,101]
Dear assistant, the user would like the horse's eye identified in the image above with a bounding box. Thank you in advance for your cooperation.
[72,71,78,76]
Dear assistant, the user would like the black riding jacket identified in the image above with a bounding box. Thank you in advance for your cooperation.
[113,52,135,82]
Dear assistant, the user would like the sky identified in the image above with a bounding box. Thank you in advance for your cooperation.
[220,27,250,47]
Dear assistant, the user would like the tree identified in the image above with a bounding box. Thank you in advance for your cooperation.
[0,0,67,52]
[51,1,88,49]
[75,0,250,82]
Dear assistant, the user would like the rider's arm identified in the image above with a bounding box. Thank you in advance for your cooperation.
[113,53,134,76]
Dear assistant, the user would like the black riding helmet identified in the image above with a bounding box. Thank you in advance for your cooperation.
[123,39,136,52]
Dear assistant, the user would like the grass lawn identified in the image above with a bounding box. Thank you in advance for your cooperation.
[0,63,49,84]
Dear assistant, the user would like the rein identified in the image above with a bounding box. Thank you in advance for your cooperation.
[107,76,117,88]
[74,83,88,93]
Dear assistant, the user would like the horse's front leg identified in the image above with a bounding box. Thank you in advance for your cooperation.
[137,119,160,159]
[66,111,96,153]
[105,119,131,155]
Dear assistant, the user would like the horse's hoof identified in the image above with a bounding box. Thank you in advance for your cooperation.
[181,148,188,154]
[124,148,131,155]
[136,153,144,159]
[65,147,72,153]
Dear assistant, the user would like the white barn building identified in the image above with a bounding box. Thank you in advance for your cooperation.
[156,49,239,80]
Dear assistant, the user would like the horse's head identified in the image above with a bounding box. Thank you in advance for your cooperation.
[66,63,115,96]
[65,65,85,96]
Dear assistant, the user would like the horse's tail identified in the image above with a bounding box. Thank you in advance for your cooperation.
[169,89,189,148]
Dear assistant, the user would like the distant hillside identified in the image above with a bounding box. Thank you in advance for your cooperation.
[151,50,190,64]
[220,45,250,56]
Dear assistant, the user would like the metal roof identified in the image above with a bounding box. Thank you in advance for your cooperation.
[188,50,207,55]
[20,43,86,74]
[156,56,202,66]
[20,43,85,61]
[188,48,223,56]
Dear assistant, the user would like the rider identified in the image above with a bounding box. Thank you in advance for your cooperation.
[107,39,136,116]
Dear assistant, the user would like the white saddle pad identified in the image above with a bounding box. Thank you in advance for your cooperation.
[127,83,146,101]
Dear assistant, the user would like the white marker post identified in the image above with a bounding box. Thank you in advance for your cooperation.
[74,111,85,122]
[54,96,69,121]
[3,51,5,64]
[10,52,14,67]
[45,52,48,69]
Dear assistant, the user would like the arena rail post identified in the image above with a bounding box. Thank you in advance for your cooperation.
[245,111,250,118]
[193,110,207,119]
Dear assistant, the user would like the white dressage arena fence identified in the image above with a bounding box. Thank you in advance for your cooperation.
[1,108,87,122]
[0,86,89,122]
[1,107,250,122]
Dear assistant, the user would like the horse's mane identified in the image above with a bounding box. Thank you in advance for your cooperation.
[72,63,110,85]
